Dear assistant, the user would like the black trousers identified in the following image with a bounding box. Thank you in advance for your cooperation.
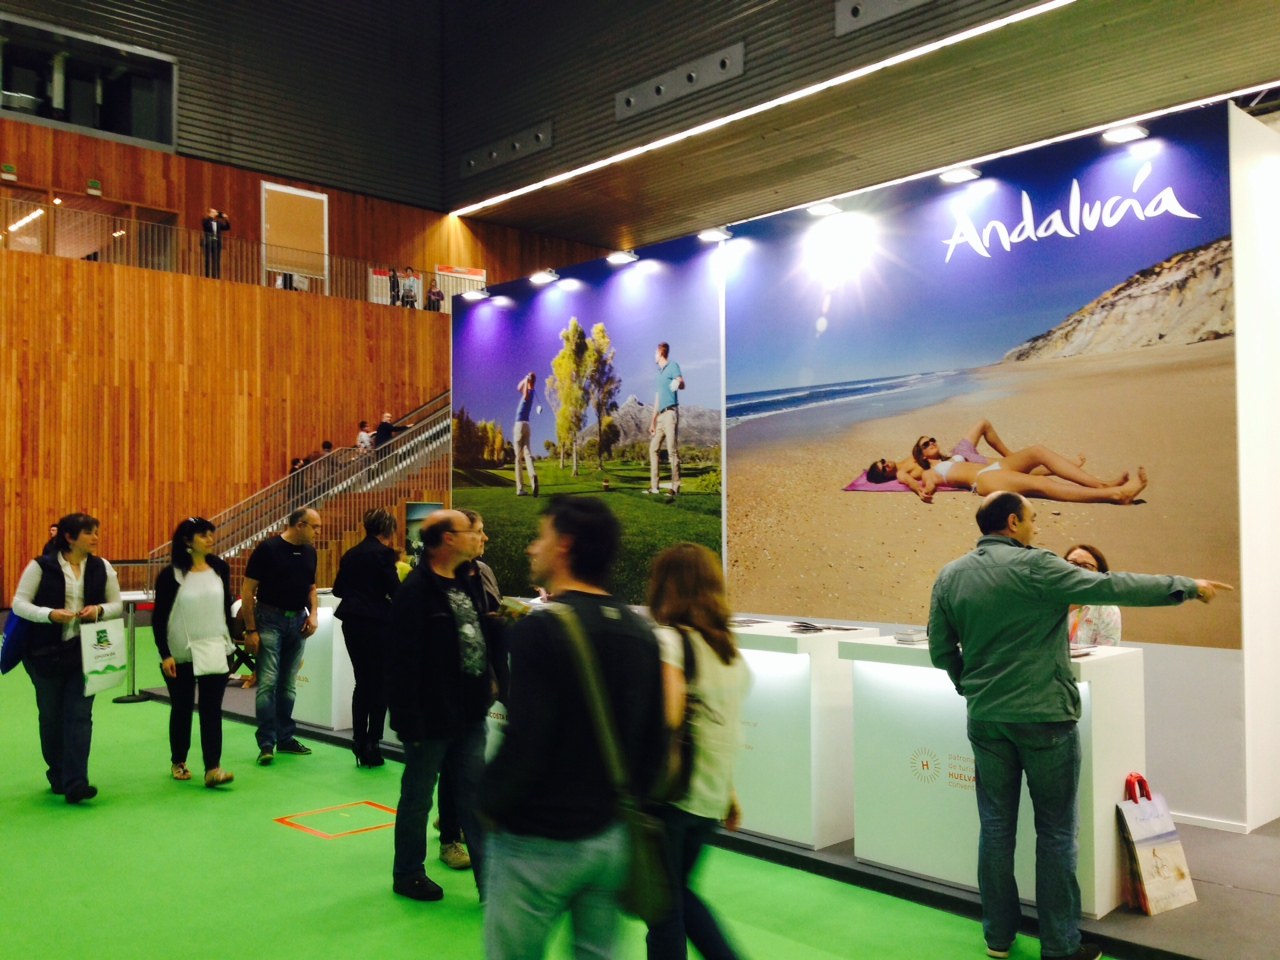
[163,662,229,770]
[342,616,389,745]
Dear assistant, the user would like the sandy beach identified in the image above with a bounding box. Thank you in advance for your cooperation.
[725,339,1240,649]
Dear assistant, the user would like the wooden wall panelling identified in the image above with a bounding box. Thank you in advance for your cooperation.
[0,248,448,603]
[2,117,607,287]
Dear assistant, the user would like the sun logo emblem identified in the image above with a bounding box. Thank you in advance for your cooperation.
[909,747,941,784]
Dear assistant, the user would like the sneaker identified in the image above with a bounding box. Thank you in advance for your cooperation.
[439,842,471,870]
[257,748,274,766]
[204,767,235,788]
[277,739,312,755]
[393,874,444,902]
[645,488,663,495]
[1043,944,1102,960]
[987,947,1011,959]
[532,476,540,497]
[171,762,192,781]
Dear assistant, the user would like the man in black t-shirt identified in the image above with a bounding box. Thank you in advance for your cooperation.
[481,497,665,958]
[387,509,505,903]
[240,508,321,765]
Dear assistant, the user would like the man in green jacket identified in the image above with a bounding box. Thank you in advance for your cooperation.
[928,491,1230,960]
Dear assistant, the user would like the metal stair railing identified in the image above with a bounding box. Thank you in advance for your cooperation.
[143,392,452,595]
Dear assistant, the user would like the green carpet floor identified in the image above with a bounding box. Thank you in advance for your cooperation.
[0,636,1098,959]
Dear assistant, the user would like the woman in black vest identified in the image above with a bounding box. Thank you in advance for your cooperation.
[11,513,123,803]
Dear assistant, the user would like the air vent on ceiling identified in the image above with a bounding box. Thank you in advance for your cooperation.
[834,0,933,37]
[460,121,554,179]
[615,42,745,121]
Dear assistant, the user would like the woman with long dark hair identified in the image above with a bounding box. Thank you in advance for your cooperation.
[153,517,236,787]
[645,543,750,960]
[11,512,123,803]
[333,506,401,767]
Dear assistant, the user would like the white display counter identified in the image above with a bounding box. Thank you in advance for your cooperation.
[732,618,880,849]
[292,591,356,730]
[838,638,1145,918]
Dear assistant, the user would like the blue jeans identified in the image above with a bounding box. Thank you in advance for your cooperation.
[967,718,1082,957]
[646,805,740,960]
[393,721,487,893]
[255,608,306,750]
[484,821,628,960]
[25,662,95,793]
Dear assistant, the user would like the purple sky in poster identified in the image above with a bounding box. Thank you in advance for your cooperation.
[452,235,721,453]
[725,104,1231,396]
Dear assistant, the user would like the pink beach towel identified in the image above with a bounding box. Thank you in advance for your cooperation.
[844,471,965,493]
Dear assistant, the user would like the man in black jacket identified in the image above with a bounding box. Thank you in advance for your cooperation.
[388,509,504,902]
[481,497,666,958]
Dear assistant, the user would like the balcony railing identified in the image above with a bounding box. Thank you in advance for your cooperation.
[0,196,483,310]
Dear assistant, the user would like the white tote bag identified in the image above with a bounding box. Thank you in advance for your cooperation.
[80,619,127,696]
[189,636,231,677]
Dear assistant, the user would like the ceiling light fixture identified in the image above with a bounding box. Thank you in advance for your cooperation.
[52,197,63,205]
[806,202,841,217]
[698,226,732,242]
[1102,124,1149,144]
[450,0,1077,218]
[940,166,981,184]
[7,208,46,232]
[606,250,639,264]
[529,269,559,285]
[461,287,490,301]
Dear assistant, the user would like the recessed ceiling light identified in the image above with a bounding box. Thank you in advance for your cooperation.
[698,226,732,242]
[1102,124,1149,144]
[529,269,559,285]
[606,250,639,264]
[940,166,981,184]
[807,202,842,217]
[461,288,489,300]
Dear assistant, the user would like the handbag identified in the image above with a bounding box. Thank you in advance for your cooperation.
[80,617,127,696]
[1,610,29,674]
[659,626,698,803]
[545,602,673,925]
[1116,772,1197,915]
[189,636,231,676]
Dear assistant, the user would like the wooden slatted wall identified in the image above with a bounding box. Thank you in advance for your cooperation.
[0,249,450,602]
[0,116,606,285]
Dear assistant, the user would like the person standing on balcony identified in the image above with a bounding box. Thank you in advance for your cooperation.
[426,278,445,312]
[240,508,321,766]
[200,208,231,279]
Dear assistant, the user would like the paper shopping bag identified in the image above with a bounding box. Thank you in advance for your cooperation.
[1116,772,1197,915]
[80,619,127,696]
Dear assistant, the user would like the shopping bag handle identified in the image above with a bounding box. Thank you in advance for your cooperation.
[1125,771,1152,803]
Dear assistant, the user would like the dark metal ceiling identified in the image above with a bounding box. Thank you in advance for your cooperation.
[455,0,1280,253]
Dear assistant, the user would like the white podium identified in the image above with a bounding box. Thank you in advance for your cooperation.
[292,592,356,730]
[839,638,1145,919]
[732,619,880,849]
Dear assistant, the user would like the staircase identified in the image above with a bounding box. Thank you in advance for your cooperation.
[144,393,452,594]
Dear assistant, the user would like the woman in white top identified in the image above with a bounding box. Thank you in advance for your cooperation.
[12,512,123,803]
[646,543,751,960]
[152,517,237,787]
[1063,543,1122,646]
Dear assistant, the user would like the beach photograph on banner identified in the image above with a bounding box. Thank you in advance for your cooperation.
[723,103,1239,649]
[451,235,723,604]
